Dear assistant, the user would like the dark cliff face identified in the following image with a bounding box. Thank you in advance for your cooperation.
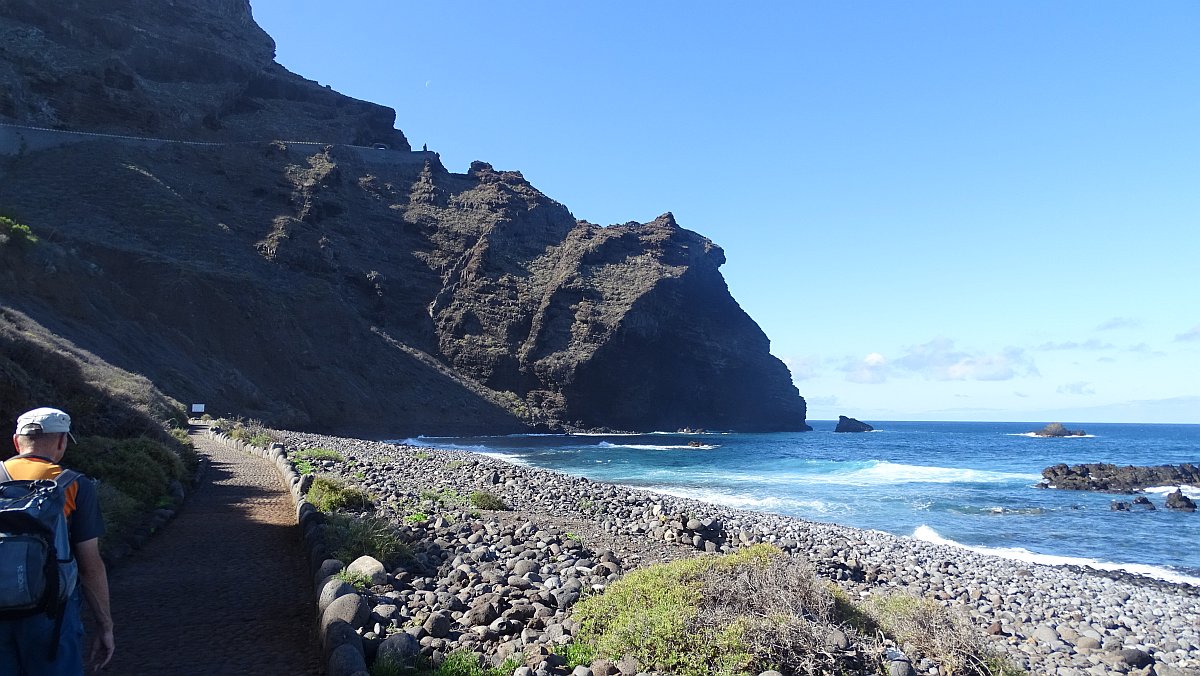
[0,0,809,435]
[0,0,407,147]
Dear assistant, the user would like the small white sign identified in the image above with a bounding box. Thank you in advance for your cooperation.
[190,403,206,414]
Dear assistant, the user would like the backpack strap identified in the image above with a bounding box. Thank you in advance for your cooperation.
[0,460,11,483]
[52,469,81,490]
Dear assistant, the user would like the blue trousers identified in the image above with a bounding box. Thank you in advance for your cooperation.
[0,589,84,676]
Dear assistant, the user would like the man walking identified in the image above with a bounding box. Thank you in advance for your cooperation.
[0,407,114,674]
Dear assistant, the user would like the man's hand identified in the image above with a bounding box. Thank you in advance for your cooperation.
[88,627,115,672]
[76,538,114,672]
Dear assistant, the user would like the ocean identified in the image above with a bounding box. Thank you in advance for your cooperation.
[399,421,1200,585]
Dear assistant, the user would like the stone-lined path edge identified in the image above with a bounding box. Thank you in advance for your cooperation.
[103,426,322,675]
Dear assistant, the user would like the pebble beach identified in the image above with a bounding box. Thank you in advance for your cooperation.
[283,430,1200,676]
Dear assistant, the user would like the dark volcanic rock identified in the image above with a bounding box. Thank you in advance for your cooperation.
[1041,462,1200,493]
[0,0,408,148]
[1032,422,1086,437]
[834,416,873,433]
[1166,489,1197,512]
[0,1,810,435]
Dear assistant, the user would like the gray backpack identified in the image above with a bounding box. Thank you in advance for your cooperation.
[0,462,80,627]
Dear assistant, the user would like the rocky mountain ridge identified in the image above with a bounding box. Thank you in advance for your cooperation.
[0,0,810,436]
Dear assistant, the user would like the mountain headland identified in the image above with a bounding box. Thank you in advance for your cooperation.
[0,0,810,436]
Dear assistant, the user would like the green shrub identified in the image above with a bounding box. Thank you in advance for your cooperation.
[446,460,464,470]
[324,513,409,567]
[864,592,1022,676]
[95,482,142,544]
[295,459,315,475]
[295,447,344,462]
[0,215,37,247]
[404,512,429,524]
[226,418,276,448]
[572,546,775,675]
[419,488,463,508]
[572,544,994,676]
[308,476,373,512]
[413,451,430,460]
[66,436,185,508]
[469,491,509,511]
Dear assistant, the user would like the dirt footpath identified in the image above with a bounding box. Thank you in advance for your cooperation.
[103,428,321,675]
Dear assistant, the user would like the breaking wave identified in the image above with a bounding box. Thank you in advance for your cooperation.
[912,525,1200,586]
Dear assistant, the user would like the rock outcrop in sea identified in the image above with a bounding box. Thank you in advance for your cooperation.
[1041,462,1200,493]
[833,415,873,433]
[0,0,810,435]
[1033,422,1087,437]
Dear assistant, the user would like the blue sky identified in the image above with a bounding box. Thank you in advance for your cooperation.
[249,1,1199,423]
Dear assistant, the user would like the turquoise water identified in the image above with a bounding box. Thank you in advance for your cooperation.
[401,421,1200,584]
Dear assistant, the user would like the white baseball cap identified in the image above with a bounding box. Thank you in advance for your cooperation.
[15,407,77,443]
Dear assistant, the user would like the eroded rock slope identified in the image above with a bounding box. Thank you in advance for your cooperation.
[0,0,809,435]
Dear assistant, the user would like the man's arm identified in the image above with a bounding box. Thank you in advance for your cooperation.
[75,537,114,671]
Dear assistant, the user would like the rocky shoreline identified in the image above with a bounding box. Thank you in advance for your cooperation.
[281,430,1200,676]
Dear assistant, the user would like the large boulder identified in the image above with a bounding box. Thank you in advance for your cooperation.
[834,416,873,433]
[1166,489,1197,512]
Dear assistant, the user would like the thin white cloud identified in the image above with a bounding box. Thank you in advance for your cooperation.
[1175,325,1200,342]
[893,338,1038,381]
[1096,317,1141,331]
[1057,381,1096,396]
[1036,339,1114,351]
[842,352,889,384]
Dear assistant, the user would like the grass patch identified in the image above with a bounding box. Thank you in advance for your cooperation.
[308,476,373,512]
[446,460,465,470]
[404,512,430,524]
[294,447,344,462]
[419,488,464,509]
[296,459,316,475]
[557,640,597,668]
[335,568,374,591]
[414,451,431,460]
[426,650,523,676]
[468,490,509,511]
[324,513,409,567]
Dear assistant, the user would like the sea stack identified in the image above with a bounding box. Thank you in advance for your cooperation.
[834,416,874,433]
[1033,423,1086,437]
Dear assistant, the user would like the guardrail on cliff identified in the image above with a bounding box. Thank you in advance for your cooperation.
[0,121,440,166]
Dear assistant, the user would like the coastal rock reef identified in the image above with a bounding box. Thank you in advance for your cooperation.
[0,0,809,435]
[1041,462,1200,493]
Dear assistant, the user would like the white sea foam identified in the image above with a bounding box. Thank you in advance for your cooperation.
[645,485,834,513]
[396,437,497,453]
[1007,432,1097,438]
[597,441,720,451]
[912,525,1200,586]
[801,461,1040,486]
[1144,484,1200,499]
